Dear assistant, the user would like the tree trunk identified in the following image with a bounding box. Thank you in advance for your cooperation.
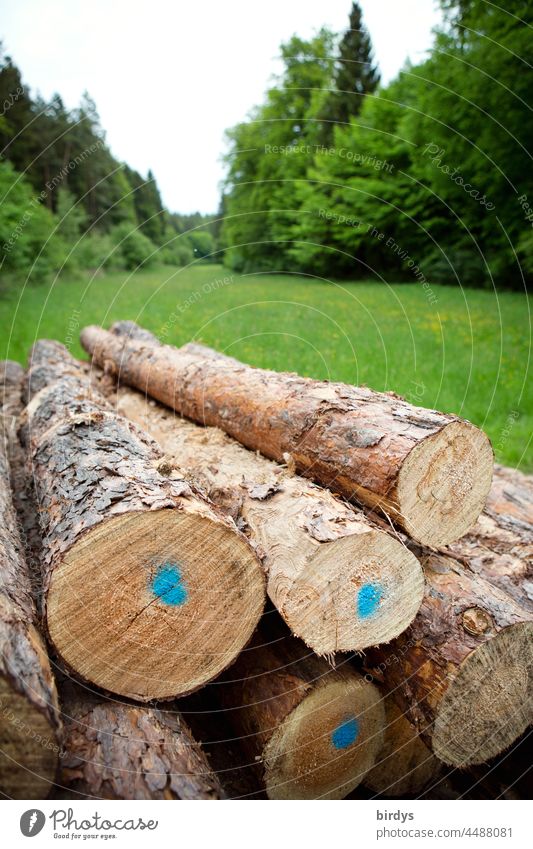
[366,551,533,767]
[218,632,385,799]
[58,680,225,799]
[364,696,441,797]
[20,341,265,702]
[446,464,533,610]
[110,384,424,657]
[0,361,61,799]
[80,323,494,549]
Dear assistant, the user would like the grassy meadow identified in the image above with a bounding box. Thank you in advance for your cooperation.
[1,263,531,470]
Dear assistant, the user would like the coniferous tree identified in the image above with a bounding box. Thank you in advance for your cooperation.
[319,2,380,144]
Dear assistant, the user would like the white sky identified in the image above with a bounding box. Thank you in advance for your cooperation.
[1,0,443,213]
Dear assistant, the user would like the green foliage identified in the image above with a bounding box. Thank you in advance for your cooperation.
[221,28,336,273]
[0,44,203,286]
[159,229,195,267]
[111,222,158,270]
[220,3,533,289]
[0,159,64,285]
[189,229,216,259]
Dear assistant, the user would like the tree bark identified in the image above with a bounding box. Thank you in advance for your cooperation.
[446,464,533,610]
[366,551,533,767]
[364,696,441,797]
[110,384,424,657]
[0,361,61,799]
[218,632,385,799]
[57,680,225,799]
[20,341,265,702]
[80,322,494,548]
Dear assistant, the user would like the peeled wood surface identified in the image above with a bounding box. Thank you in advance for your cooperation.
[111,385,425,656]
[364,696,441,797]
[446,465,533,610]
[219,632,385,799]
[0,361,60,799]
[367,551,533,767]
[58,681,225,799]
[80,322,494,548]
[21,341,265,701]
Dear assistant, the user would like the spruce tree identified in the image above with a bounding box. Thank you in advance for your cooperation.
[319,3,380,144]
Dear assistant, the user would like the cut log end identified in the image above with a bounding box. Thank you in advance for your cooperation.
[281,530,425,655]
[433,621,533,766]
[397,421,494,548]
[47,509,264,701]
[0,677,58,798]
[264,674,384,800]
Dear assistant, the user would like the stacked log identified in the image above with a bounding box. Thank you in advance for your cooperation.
[364,696,441,797]
[366,550,532,766]
[3,377,227,802]
[446,465,532,610]
[0,361,61,798]
[107,384,425,656]
[20,341,265,701]
[58,680,225,800]
[218,632,385,799]
[80,324,494,548]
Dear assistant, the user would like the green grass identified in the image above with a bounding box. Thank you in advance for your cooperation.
[1,262,531,470]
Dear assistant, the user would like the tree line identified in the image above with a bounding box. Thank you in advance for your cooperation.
[0,50,216,285]
[220,0,533,289]
[1,1,531,290]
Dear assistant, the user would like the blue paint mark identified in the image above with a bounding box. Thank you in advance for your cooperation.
[357,582,383,618]
[331,717,359,750]
[151,563,188,606]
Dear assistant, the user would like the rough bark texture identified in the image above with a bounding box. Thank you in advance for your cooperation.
[446,464,533,611]
[108,383,424,656]
[364,696,442,797]
[19,341,264,701]
[219,631,385,799]
[58,680,225,799]
[366,551,533,767]
[0,361,61,799]
[80,322,494,548]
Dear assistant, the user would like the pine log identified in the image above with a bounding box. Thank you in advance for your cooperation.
[218,632,385,799]
[364,696,441,797]
[20,341,265,701]
[366,551,533,767]
[109,384,425,656]
[0,361,61,799]
[1,360,43,600]
[58,680,225,799]
[446,464,533,610]
[80,323,494,548]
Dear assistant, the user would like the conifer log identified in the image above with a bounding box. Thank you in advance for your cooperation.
[20,341,265,701]
[446,465,533,610]
[80,323,494,548]
[110,385,424,656]
[0,362,61,799]
[58,681,225,799]
[366,551,533,767]
[364,696,441,797]
[219,633,385,799]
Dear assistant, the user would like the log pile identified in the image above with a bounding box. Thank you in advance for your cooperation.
[0,362,61,798]
[1,318,531,800]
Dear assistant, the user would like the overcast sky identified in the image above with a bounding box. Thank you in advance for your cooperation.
[1,0,443,213]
